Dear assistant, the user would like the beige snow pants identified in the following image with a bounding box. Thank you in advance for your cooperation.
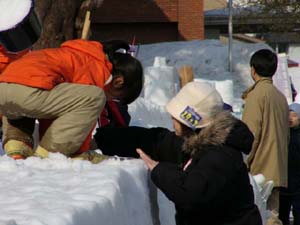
[0,82,106,155]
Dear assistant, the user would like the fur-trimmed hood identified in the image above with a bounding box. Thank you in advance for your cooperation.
[183,111,254,156]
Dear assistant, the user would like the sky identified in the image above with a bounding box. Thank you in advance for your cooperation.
[0,39,299,225]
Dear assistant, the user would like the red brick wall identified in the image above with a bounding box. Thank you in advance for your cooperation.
[91,0,204,44]
[178,0,204,40]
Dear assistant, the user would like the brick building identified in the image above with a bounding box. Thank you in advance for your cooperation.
[91,0,204,44]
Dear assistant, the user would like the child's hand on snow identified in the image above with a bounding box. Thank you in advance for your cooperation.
[136,148,158,171]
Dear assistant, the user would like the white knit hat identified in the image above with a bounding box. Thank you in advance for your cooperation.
[166,81,224,129]
[289,103,300,118]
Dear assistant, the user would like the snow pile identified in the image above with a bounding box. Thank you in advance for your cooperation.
[0,0,32,31]
[137,39,271,107]
[0,154,157,225]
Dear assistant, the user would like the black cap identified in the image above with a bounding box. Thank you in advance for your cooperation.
[0,8,41,52]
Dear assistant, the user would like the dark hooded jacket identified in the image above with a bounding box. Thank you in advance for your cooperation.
[94,112,262,225]
[151,112,262,225]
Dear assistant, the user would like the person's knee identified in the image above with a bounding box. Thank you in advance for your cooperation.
[94,88,106,109]
[84,86,106,111]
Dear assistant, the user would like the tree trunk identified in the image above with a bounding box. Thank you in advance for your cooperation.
[33,0,103,50]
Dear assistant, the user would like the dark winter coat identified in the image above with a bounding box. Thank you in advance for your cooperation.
[288,128,300,170]
[281,127,300,195]
[151,112,262,225]
[94,112,262,225]
[279,127,300,225]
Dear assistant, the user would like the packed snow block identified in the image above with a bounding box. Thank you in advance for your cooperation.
[129,97,173,130]
[214,80,234,107]
[157,189,176,225]
[193,78,215,88]
[193,79,234,107]
[0,155,176,225]
[143,57,177,106]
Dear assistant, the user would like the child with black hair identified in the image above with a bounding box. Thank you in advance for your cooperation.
[0,39,143,162]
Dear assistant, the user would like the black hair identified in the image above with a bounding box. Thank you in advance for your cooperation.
[110,52,143,104]
[102,40,129,61]
[250,49,278,77]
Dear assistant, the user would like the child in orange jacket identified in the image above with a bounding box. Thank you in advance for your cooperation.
[0,39,143,162]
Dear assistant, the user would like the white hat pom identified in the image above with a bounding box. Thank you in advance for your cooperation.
[0,0,32,31]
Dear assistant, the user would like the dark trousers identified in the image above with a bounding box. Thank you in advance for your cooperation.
[279,190,300,225]
[281,128,300,225]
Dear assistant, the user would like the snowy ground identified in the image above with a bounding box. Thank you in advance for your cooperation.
[0,39,288,225]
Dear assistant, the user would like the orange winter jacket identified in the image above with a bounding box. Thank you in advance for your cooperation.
[0,39,113,89]
[0,45,29,73]
[0,40,113,154]
[0,45,10,73]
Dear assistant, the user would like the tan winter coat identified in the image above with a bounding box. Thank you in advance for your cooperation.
[242,77,289,187]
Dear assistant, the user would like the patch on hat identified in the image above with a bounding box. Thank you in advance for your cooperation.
[180,106,202,129]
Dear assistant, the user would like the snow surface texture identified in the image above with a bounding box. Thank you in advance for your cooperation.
[0,155,157,225]
[0,0,32,31]
[0,40,280,225]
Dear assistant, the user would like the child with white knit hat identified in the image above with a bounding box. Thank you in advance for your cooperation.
[136,81,263,225]
[94,81,263,224]
[279,102,300,225]
[289,103,300,128]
